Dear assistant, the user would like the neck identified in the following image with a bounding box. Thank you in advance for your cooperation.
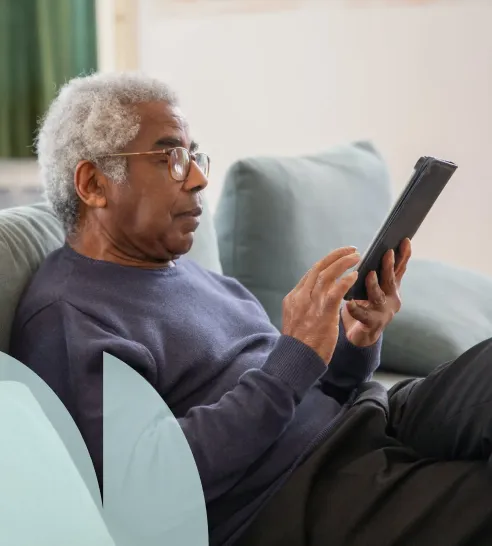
[67,228,175,270]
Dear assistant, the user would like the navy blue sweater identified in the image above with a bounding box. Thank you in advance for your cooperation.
[9,244,381,545]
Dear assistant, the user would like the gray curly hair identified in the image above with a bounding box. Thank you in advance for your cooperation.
[35,72,178,234]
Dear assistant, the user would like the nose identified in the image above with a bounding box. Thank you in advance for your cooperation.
[183,160,209,192]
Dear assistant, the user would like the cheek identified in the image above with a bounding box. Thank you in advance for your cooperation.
[126,167,179,218]
[135,192,184,241]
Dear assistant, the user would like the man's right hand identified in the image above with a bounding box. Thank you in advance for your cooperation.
[282,247,360,365]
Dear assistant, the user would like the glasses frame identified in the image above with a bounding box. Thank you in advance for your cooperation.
[98,146,210,182]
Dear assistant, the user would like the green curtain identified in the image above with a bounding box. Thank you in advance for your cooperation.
[0,0,97,157]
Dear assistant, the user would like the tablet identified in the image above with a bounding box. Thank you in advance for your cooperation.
[344,156,458,301]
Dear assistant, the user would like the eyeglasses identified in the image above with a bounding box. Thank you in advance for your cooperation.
[99,147,210,182]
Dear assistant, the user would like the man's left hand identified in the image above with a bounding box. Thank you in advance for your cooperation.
[341,238,412,347]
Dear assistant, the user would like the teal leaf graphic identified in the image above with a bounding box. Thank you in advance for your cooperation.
[0,357,111,545]
[0,351,208,545]
[0,352,102,507]
[103,352,208,545]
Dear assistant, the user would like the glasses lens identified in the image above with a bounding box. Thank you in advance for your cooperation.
[170,148,190,181]
[195,153,210,177]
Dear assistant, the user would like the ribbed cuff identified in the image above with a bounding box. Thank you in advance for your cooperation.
[328,317,383,381]
[262,335,327,400]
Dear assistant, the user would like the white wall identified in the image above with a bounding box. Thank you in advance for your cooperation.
[138,0,492,276]
[96,0,139,71]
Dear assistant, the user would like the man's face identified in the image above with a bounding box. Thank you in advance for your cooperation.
[102,101,208,262]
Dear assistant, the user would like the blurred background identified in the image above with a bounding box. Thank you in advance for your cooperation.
[0,0,491,275]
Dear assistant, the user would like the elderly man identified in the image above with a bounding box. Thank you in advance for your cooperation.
[9,73,492,546]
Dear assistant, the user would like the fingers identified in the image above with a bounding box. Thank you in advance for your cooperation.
[380,248,397,295]
[334,270,359,300]
[311,253,360,300]
[365,271,386,306]
[296,246,359,293]
[377,239,412,294]
[395,238,412,282]
[345,272,386,328]
[345,300,375,327]
[317,269,359,313]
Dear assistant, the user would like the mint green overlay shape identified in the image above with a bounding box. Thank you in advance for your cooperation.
[0,351,208,546]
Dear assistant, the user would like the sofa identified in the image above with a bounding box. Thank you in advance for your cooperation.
[1,141,492,389]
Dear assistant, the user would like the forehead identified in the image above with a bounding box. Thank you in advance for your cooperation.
[133,101,190,146]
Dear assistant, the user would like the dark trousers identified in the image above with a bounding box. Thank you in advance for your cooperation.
[235,338,492,546]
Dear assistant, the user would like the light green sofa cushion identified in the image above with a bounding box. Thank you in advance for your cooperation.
[381,259,492,375]
[0,203,64,353]
[215,141,393,330]
[187,197,223,274]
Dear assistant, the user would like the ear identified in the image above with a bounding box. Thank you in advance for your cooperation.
[74,160,108,209]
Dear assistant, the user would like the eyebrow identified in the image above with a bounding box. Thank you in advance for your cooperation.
[153,137,199,152]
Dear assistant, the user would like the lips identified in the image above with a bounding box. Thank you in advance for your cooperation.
[177,206,203,218]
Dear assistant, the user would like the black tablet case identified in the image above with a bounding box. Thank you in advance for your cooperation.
[344,156,458,301]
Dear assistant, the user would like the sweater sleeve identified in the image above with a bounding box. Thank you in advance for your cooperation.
[212,268,382,397]
[319,314,382,403]
[9,301,327,503]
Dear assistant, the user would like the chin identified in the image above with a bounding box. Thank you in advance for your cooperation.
[168,232,194,257]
